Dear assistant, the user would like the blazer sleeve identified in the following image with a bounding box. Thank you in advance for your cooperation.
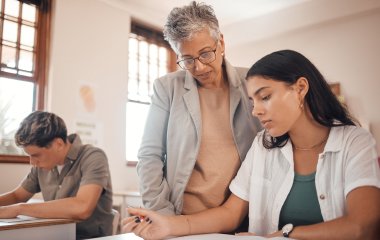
[136,78,175,215]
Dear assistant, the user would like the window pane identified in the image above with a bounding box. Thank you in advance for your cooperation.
[159,66,167,78]
[3,20,18,42]
[18,70,33,76]
[139,59,148,78]
[0,78,34,155]
[20,25,35,47]
[129,38,138,53]
[159,47,167,62]
[139,41,148,58]
[128,56,138,75]
[4,0,19,18]
[22,3,36,23]
[126,102,150,162]
[128,78,138,95]
[19,50,33,71]
[149,64,158,81]
[149,44,158,60]
[139,81,148,96]
[1,46,16,68]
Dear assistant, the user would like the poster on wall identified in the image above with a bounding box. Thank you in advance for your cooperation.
[74,120,103,148]
[77,81,98,118]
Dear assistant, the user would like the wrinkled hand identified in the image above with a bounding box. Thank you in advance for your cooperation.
[0,205,19,219]
[235,232,257,236]
[122,207,171,240]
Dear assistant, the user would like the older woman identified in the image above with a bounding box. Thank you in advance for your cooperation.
[136,0,262,219]
[123,50,380,239]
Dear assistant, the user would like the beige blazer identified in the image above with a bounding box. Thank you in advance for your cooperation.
[137,58,262,215]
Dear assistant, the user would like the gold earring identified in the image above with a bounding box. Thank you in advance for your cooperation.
[222,52,225,57]
[300,103,304,109]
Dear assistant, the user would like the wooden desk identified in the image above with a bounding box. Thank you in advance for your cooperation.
[0,216,81,240]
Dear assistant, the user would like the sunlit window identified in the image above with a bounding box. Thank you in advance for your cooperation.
[126,22,176,164]
[0,0,52,160]
[1,0,37,76]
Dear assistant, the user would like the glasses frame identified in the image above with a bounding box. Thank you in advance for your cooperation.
[176,40,218,70]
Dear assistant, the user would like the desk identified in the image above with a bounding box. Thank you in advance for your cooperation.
[113,190,142,221]
[89,233,292,240]
[0,216,81,240]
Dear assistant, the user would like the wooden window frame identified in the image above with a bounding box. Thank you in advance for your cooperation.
[126,21,176,166]
[0,0,52,164]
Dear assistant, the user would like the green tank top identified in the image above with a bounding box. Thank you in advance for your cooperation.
[278,171,324,230]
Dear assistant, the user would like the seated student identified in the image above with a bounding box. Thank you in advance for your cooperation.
[122,50,380,239]
[0,111,113,239]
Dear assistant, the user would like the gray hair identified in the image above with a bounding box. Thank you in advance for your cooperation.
[15,111,67,148]
[163,1,221,54]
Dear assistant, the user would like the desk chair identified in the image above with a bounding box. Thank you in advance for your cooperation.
[112,209,120,235]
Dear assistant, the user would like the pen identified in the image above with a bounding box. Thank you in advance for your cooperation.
[138,206,144,222]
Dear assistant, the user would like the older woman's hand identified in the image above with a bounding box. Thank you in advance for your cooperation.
[122,207,172,240]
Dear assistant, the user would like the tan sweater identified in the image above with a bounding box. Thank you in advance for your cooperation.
[182,83,241,215]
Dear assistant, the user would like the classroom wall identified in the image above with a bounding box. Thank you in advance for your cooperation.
[1,1,379,196]
[0,0,139,195]
[225,8,380,154]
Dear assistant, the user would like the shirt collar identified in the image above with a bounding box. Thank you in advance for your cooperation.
[65,134,83,161]
[323,124,343,153]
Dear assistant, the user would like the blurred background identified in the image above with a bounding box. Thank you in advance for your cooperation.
[0,0,379,209]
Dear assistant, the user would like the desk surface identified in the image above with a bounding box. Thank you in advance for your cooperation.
[0,216,81,231]
[90,233,291,240]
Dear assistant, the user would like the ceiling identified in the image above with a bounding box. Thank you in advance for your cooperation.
[98,0,310,28]
[97,0,380,48]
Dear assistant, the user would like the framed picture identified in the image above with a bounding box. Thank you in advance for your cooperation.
[329,83,340,95]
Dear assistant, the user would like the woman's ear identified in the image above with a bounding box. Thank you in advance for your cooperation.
[295,77,309,100]
[219,34,225,53]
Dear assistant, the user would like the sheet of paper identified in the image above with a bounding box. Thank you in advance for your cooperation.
[165,234,291,240]
[0,215,42,223]
[0,215,67,224]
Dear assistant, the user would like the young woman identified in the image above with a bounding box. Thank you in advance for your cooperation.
[123,50,380,239]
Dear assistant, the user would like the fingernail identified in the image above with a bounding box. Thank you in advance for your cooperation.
[135,216,139,219]
[135,219,140,223]
[146,218,150,222]
[149,220,152,224]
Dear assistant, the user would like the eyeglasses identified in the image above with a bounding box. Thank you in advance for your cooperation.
[176,41,218,70]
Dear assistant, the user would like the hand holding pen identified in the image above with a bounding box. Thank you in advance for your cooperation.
[122,207,172,239]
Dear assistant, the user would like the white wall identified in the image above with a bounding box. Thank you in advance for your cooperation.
[1,1,379,197]
[226,9,380,154]
[0,0,139,195]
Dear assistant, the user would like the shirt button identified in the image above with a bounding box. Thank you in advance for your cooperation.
[320,194,325,200]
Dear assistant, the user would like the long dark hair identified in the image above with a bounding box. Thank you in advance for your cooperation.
[246,50,359,149]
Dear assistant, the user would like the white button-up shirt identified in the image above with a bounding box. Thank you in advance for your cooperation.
[230,125,380,236]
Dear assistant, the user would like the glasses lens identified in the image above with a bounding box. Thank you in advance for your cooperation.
[199,51,216,64]
[179,59,194,70]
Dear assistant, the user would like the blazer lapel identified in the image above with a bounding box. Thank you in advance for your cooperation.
[183,71,202,144]
[224,59,242,123]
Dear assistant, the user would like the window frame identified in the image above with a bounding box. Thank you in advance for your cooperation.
[126,21,177,166]
[0,0,52,164]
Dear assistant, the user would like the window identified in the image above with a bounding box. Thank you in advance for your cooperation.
[126,21,176,165]
[0,0,52,163]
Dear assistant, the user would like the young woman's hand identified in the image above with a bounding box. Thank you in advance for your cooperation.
[122,207,171,240]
